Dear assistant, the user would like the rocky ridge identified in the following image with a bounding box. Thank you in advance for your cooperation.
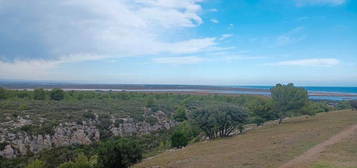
[0,110,176,159]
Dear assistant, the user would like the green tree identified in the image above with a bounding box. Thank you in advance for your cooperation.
[192,104,248,139]
[248,98,277,126]
[173,106,187,122]
[171,130,188,148]
[176,121,200,142]
[58,154,96,168]
[16,90,31,99]
[26,160,46,168]
[271,83,309,124]
[145,97,155,108]
[50,88,65,101]
[351,100,357,110]
[33,88,46,100]
[0,87,6,100]
[97,138,143,168]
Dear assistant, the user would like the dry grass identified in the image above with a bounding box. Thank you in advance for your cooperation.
[308,125,357,168]
[134,110,357,168]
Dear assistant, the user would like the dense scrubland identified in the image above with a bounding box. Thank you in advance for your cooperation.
[0,84,356,168]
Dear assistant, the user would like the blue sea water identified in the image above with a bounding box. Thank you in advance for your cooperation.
[238,86,357,94]
[237,86,357,101]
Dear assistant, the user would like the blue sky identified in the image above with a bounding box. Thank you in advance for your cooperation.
[0,0,356,86]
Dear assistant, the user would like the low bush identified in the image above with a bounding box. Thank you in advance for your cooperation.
[25,160,46,168]
[50,88,65,101]
[351,100,357,110]
[171,130,188,148]
[97,138,143,168]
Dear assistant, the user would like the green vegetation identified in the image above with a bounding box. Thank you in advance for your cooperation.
[134,110,357,168]
[173,106,187,122]
[33,89,46,100]
[25,160,46,168]
[170,130,188,148]
[50,88,65,101]
[0,87,6,100]
[97,138,143,168]
[271,83,309,124]
[0,85,352,168]
[351,100,357,110]
[58,154,96,168]
[191,104,248,139]
[248,97,277,126]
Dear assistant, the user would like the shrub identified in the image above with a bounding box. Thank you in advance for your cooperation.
[83,112,96,120]
[50,88,65,101]
[25,160,46,168]
[173,106,187,122]
[19,104,30,110]
[350,100,357,110]
[33,88,46,100]
[58,154,96,168]
[180,121,200,139]
[336,101,352,110]
[0,87,6,100]
[145,116,158,125]
[192,104,248,139]
[0,142,9,151]
[19,123,55,135]
[16,90,31,99]
[271,83,309,124]
[171,130,188,148]
[97,138,143,168]
[248,98,277,126]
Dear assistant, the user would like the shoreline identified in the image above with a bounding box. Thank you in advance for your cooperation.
[10,88,357,98]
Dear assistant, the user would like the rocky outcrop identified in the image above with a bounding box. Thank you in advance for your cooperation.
[0,111,176,159]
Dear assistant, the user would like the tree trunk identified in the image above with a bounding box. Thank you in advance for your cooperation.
[278,117,283,124]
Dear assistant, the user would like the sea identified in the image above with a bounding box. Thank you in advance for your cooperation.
[235,86,357,101]
[1,80,356,101]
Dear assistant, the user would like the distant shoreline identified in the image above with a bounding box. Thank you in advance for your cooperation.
[8,87,357,98]
[2,83,357,100]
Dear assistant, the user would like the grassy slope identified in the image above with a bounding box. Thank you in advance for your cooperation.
[309,124,357,168]
[134,110,357,168]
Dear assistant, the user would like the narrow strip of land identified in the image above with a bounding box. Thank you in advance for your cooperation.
[279,124,357,168]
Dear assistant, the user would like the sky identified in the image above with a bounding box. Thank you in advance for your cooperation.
[0,0,356,86]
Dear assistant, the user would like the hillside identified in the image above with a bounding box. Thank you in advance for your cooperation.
[134,110,357,168]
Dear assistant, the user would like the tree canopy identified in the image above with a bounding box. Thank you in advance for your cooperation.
[0,87,6,100]
[97,138,142,168]
[33,88,46,100]
[192,104,248,139]
[271,83,309,124]
[50,88,65,101]
[351,100,357,110]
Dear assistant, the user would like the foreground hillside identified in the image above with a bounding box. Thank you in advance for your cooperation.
[134,110,357,168]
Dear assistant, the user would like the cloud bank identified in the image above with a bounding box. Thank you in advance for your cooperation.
[295,0,346,6]
[273,58,340,66]
[153,56,204,64]
[0,0,214,63]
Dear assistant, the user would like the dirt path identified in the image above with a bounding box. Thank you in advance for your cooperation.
[279,124,357,168]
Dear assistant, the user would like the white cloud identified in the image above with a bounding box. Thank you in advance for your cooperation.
[219,34,234,40]
[295,0,346,6]
[0,0,214,62]
[0,53,107,80]
[0,0,228,79]
[0,60,59,80]
[275,27,305,47]
[210,19,219,24]
[273,58,340,66]
[153,56,204,64]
